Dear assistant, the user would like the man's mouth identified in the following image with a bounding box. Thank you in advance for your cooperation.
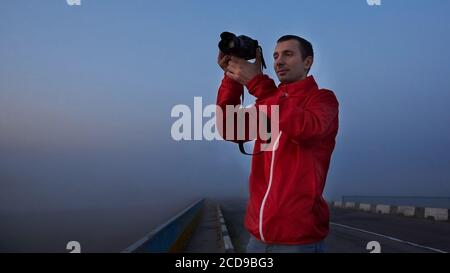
[277,69,289,74]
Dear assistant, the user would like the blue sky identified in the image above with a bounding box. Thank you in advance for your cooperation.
[1,0,450,211]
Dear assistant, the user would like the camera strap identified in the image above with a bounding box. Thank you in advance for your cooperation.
[237,124,272,156]
[237,92,272,156]
[237,45,269,156]
[258,45,267,70]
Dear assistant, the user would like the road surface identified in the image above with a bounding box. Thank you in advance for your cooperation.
[218,198,450,253]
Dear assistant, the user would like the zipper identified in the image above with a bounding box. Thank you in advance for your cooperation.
[258,131,283,242]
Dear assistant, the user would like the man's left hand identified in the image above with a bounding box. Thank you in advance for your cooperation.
[225,48,263,85]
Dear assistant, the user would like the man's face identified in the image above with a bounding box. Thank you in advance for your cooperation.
[273,40,312,84]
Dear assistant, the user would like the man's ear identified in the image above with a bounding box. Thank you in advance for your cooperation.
[304,56,313,71]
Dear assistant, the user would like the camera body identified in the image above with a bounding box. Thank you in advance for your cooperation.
[218,31,266,70]
[218,31,260,60]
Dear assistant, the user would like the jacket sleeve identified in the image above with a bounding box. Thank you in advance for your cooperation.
[216,74,245,143]
[246,74,278,103]
[216,74,275,143]
[246,75,339,143]
[278,90,339,142]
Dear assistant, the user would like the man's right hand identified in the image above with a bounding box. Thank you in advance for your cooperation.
[217,51,231,72]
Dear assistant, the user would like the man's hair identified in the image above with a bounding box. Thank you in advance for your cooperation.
[277,35,314,60]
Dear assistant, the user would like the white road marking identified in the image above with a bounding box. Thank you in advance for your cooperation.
[331,222,447,253]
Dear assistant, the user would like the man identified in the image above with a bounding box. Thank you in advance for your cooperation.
[216,35,339,253]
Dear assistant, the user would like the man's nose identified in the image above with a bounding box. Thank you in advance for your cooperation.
[275,59,285,68]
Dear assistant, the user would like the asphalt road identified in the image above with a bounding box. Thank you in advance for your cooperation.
[218,198,450,253]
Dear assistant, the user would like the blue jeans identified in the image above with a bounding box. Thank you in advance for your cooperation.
[246,235,326,253]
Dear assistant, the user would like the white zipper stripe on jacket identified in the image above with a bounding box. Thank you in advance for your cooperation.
[258,131,283,242]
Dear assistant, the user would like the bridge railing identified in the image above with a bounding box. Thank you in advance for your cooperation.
[122,198,205,253]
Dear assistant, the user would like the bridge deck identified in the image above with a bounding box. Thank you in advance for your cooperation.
[218,198,450,253]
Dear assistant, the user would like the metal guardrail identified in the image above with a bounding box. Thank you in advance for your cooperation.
[122,198,205,253]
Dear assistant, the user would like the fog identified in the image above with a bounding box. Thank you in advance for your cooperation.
[1,0,449,251]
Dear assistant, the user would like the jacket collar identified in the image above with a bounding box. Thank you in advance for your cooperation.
[278,75,318,97]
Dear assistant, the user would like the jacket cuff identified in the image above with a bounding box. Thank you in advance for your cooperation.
[246,74,276,100]
[218,73,244,102]
[223,72,242,88]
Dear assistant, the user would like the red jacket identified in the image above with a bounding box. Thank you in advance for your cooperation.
[216,74,339,244]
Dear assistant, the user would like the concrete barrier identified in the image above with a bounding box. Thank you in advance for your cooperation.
[344,202,356,209]
[217,205,235,253]
[334,199,450,222]
[123,199,205,253]
[424,208,449,221]
[389,205,398,214]
[375,204,390,214]
[414,207,425,218]
[396,206,415,217]
[359,203,371,212]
